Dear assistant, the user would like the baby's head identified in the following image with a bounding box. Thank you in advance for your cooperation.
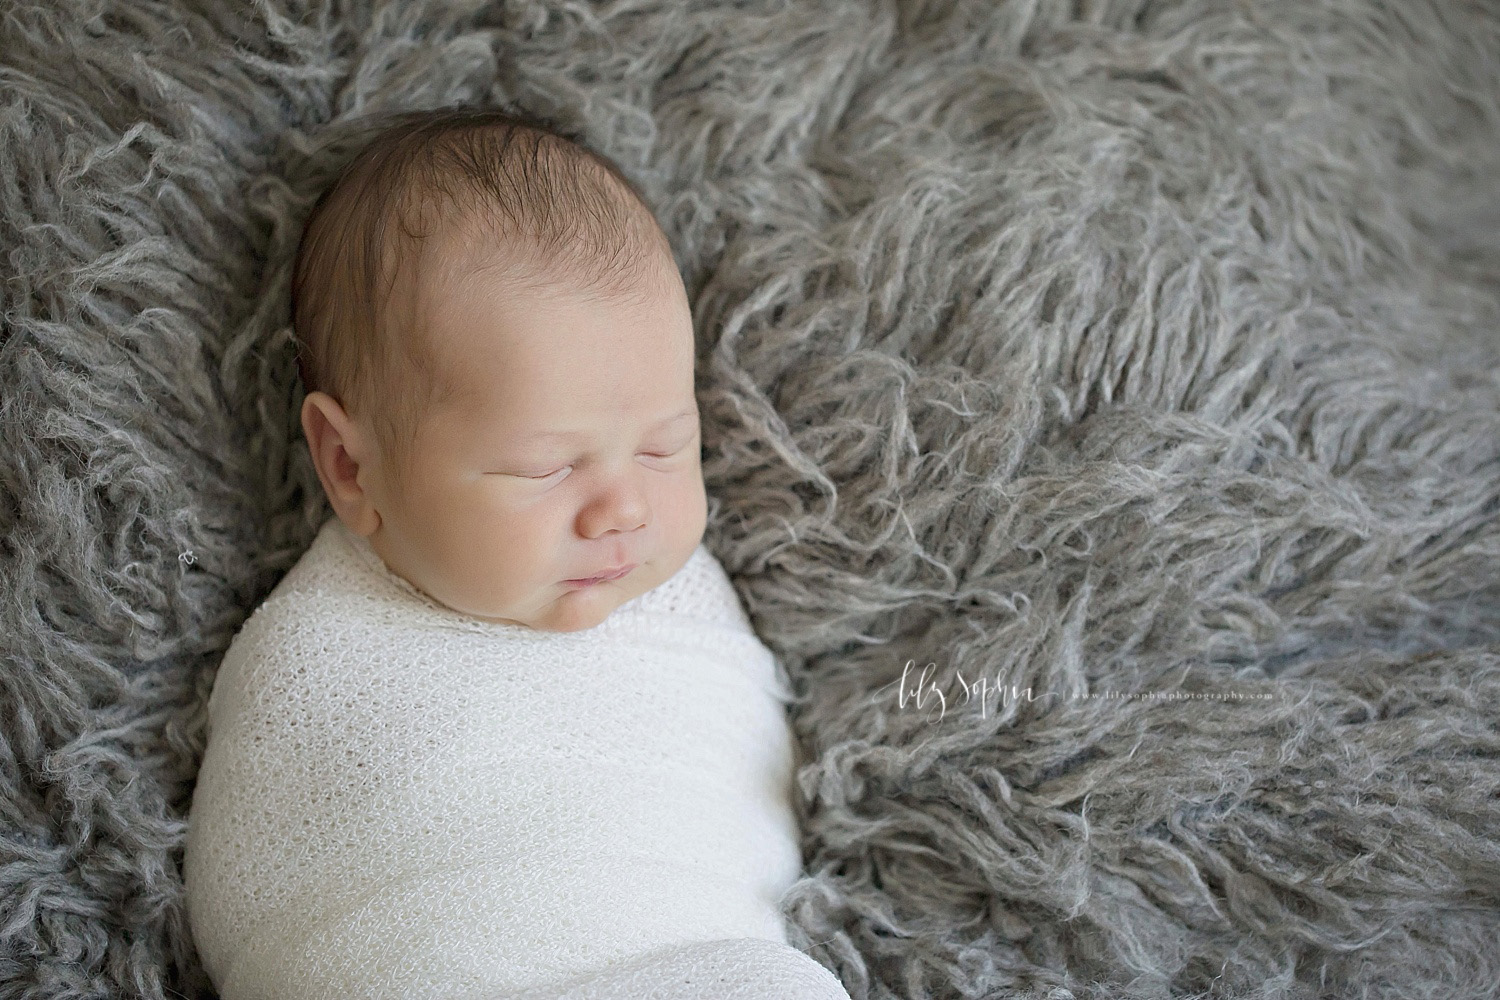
[291,106,706,634]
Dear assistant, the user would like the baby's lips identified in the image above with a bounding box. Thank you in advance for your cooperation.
[566,563,636,585]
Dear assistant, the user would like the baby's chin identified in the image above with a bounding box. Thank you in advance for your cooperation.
[463,576,639,633]
[547,575,642,631]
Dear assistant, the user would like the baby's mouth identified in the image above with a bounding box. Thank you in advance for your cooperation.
[563,563,636,588]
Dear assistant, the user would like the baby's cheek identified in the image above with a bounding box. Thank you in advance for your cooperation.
[448,501,550,593]
[666,473,708,543]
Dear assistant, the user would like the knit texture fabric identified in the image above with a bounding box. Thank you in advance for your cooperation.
[183,516,816,1000]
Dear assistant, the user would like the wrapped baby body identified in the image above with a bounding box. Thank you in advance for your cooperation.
[184,516,851,1000]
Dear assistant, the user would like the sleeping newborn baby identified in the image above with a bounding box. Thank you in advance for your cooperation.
[182,107,852,1000]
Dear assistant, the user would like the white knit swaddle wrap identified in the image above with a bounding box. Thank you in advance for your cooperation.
[184,516,849,1000]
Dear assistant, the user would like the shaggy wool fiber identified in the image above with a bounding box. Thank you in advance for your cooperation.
[2,1,1499,998]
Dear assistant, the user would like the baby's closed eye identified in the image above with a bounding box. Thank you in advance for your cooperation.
[492,442,696,480]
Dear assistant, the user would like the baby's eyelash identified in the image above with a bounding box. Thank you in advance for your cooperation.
[645,441,695,459]
[508,445,690,480]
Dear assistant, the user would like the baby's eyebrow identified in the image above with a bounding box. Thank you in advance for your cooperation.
[522,406,698,441]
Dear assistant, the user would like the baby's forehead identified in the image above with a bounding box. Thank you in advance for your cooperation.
[404,231,687,371]
[424,253,680,348]
[414,300,686,414]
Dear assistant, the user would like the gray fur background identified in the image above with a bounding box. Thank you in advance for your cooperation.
[3,0,1499,998]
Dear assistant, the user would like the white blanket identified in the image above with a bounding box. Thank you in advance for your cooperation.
[184,515,850,1000]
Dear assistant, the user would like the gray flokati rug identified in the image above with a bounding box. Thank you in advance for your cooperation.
[3,1,1499,998]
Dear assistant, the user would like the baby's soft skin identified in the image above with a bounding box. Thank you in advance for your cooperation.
[298,252,707,634]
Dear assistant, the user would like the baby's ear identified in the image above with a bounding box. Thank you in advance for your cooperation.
[300,391,380,535]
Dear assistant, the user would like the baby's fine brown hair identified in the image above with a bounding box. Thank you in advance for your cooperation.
[290,104,676,491]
